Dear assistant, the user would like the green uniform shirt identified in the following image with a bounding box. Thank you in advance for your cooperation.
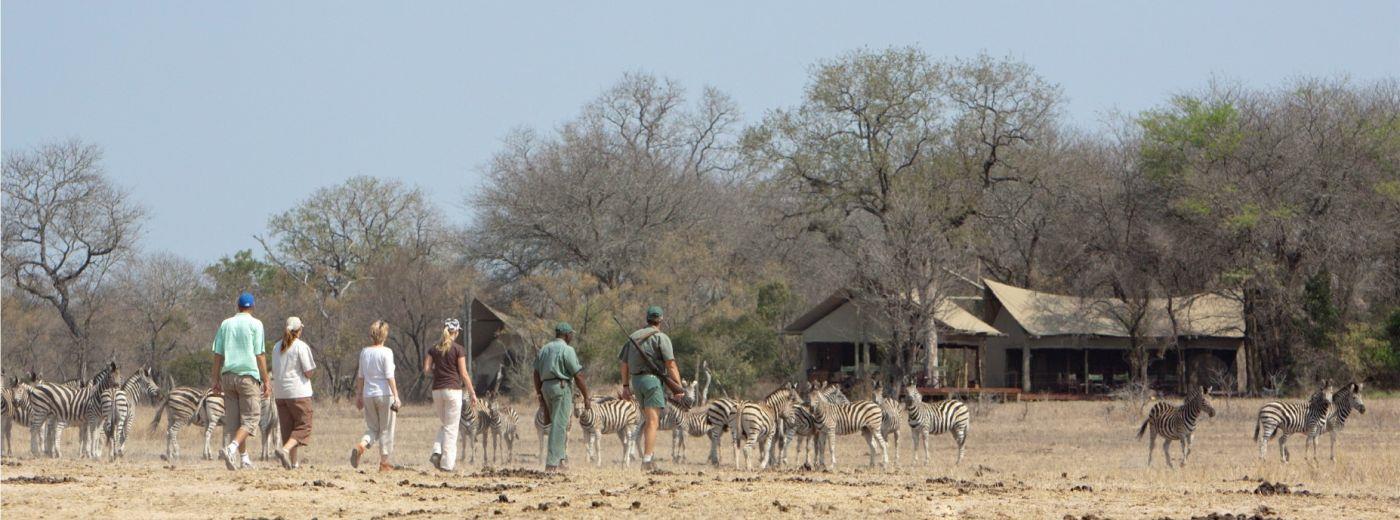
[212,312,266,380]
[535,339,583,381]
[617,326,673,375]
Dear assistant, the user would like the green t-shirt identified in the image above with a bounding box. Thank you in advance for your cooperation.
[212,312,266,380]
[617,327,673,376]
[535,339,583,381]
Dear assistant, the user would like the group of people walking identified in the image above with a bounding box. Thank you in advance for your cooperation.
[209,292,682,473]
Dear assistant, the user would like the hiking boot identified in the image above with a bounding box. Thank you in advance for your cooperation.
[641,460,657,472]
[429,452,442,470]
[276,448,293,469]
[221,445,239,471]
[379,461,394,472]
[349,446,364,469]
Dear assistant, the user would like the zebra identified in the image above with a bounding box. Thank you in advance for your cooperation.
[26,362,118,458]
[754,383,800,467]
[479,398,518,465]
[703,397,741,465]
[656,378,702,463]
[149,386,224,461]
[1137,386,1216,468]
[778,403,822,467]
[813,381,850,405]
[579,396,640,467]
[2,373,42,457]
[1254,382,1335,462]
[101,368,162,460]
[901,381,969,465]
[458,399,479,464]
[98,387,130,461]
[801,387,888,470]
[1322,382,1366,462]
[871,381,903,467]
[259,396,280,460]
[734,401,779,470]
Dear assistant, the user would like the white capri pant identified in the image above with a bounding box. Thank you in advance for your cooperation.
[360,395,397,457]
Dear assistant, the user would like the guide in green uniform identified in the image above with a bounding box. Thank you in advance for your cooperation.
[618,306,686,471]
[532,322,591,471]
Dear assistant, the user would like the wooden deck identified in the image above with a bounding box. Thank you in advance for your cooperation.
[915,387,1114,402]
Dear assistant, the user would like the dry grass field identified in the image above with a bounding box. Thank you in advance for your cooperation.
[2,396,1398,519]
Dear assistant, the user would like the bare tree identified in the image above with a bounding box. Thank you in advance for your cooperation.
[116,252,206,371]
[2,139,145,377]
[469,73,741,289]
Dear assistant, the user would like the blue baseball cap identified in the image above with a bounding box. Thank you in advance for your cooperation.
[237,292,255,308]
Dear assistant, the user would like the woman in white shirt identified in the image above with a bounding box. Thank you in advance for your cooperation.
[350,320,401,472]
[268,315,316,470]
[271,316,316,469]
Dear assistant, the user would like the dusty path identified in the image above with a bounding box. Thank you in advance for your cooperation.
[3,399,1397,519]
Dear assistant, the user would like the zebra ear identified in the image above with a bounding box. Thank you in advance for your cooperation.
[1353,382,1363,392]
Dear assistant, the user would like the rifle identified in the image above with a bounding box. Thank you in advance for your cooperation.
[611,316,688,398]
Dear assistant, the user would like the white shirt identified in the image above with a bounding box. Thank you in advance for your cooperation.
[358,346,396,398]
[271,339,316,399]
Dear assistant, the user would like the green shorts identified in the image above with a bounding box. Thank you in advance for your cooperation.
[630,374,665,409]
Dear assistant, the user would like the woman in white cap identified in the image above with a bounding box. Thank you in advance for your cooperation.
[270,316,316,469]
[422,318,477,471]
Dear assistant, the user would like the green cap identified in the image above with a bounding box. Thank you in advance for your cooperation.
[554,322,574,335]
[646,306,664,320]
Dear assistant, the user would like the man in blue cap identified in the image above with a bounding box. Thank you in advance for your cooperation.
[532,321,591,472]
[619,306,685,471]
[211,291,268,470]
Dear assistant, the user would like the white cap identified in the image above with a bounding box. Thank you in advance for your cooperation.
[286,316,304,331]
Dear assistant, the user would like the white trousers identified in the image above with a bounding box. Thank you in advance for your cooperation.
[431,389,463,469]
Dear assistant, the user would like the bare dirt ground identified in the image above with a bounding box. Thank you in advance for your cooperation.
[2,396,1397,519]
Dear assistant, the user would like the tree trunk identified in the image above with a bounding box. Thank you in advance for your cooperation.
[1021,344,1031,392]
[924,318,940,387]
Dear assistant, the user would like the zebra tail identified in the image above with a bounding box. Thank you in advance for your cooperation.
[147,396,169,435]
[1253,418,1260,442]
[1136,416,1149,439]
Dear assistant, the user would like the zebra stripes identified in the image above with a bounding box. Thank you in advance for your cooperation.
[901,383,969,465]
[2,376,40,457]
[579,397,640,467]
[479,398,518,465]
[734,401,778,470]
[258,397,280,460]
[458,398,479,464]
[1322,382,1366,461]
[27,362,117,458]
[802,389,888,470]
[703,397,740,465]
[149,386,225,461]
[871,384,903,468]
[1137,386,1216,468]
[98,388,130,461]
[1255,383,1335,462]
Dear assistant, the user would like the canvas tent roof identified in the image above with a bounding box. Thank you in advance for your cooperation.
[982,279,1244,339]
[783,290,1003,337]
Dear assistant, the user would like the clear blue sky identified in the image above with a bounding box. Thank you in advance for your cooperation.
[5,1,1397,263]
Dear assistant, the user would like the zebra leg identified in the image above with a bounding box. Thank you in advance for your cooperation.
[1279,434,1290,463]
[28,415,47,457]
[202,422,215,460]
[1329,429,1337,462]
[1181,435,1190,468]
[707,426,722,465]
[50,420,69,458]
[873,430,889,470]
[1145,431,1155,467]
[954,426,967,465]
[1162,438,1173,469]
[889,429,899,468]
[1257,424,1271,459]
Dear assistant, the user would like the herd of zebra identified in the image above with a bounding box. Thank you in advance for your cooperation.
[448,366,972,471]
[1136,382,1368,468]
[0,365,1372,472]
